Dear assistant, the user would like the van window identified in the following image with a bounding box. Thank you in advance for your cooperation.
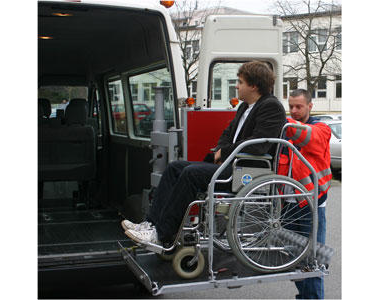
[107,79,127,135]
[210,62,242,109]
[128,67,174,137]
[209,61,274,108]
[38,86,88,117]
[92,88,102,138]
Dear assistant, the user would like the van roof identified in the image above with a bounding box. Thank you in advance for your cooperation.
[38,0,172,86]
[40,0,165,12]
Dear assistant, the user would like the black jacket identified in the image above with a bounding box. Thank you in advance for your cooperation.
[215,94,286,162]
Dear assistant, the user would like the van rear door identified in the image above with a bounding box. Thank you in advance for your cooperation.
[182,15,283,160]
[196,15,283,108]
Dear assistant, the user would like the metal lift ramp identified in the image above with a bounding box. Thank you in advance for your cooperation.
[119,244,332,296]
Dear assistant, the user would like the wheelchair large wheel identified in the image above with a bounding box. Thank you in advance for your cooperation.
[226,174,314,273]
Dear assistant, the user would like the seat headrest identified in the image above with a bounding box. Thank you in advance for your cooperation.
[38,98,51,118]
[65,98,88,125]
[70,98,88,107]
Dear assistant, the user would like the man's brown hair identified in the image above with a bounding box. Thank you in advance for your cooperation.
[237,61,275,96]
[290,89,312,104]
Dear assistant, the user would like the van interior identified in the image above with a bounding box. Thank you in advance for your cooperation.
[38,1,177,268]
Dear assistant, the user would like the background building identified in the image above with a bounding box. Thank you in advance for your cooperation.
[172,4,342,114]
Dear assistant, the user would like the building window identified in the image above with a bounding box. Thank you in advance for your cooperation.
[212,78,222,100]
[311,76,327,99]
[142,83,157,102]
[191,81,197,99]
[130,84,138,101]
[283,32,299,53]
[184,41,192,60]
[335,27,342,50]
[308,29,327,52]
[184,40,200,60]
[283,77,298,99]
[192,40,200,58]
[228,79,237,100]
[335,75,342,98]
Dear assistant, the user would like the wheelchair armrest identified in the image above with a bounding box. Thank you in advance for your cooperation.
[235,153,273,161]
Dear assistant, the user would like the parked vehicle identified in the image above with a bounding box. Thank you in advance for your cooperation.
[112,104,126,120]
[138,109,174,136]
[314,114,341,121]
[133,103,152,120]
[323,120,342,172]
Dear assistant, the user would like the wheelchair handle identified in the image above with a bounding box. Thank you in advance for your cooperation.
[279,122,310,140]
[287,123,308,131]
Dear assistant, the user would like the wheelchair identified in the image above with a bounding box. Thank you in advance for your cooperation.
[137,123,320,280]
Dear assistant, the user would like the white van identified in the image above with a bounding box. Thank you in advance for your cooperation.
[38,0,284,295]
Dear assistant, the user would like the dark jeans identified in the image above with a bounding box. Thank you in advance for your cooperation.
[295,206,326,299]
[283,203,327,299]
[147,160,232,242]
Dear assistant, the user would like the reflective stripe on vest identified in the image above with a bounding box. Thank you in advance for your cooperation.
[299,168,332,193]
[290,120,312,148]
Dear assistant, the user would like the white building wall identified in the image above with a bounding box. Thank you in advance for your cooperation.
[174,8,342,114]
[281,14,342,114]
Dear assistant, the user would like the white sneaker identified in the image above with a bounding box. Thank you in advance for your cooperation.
[121,220,153,231]
[125,227,159,245]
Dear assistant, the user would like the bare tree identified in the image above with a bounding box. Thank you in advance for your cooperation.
[276,0,341,95]
[170,0,222,95]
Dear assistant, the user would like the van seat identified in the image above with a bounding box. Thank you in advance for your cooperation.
[38,98,51,126]
[39,98,96,182]
[67,98,99,140]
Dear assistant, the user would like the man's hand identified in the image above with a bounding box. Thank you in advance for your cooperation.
[214,149,222,165]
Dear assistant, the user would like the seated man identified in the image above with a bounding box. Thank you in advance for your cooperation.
[121,61,286,246]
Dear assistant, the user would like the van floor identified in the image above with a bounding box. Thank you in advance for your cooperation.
[38,198,131,256]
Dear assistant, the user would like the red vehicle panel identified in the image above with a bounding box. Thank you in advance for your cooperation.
[186,110,237,161]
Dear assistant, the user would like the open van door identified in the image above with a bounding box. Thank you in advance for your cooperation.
[182,14,283,161]
[197,14,283,108]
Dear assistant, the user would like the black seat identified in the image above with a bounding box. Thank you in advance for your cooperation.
[68,98,99,138]
[38,98,51,126]
[39,98,96,182]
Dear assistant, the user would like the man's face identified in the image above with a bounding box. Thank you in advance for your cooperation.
[236,75,257,104]
[289,95,313,123]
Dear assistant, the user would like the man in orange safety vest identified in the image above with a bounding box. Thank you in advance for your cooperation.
[278,89,332,299]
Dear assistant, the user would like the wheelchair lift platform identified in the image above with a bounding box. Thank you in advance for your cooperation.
[120,246,328,296]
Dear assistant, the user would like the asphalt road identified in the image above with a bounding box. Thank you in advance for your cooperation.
[41,178,342,299]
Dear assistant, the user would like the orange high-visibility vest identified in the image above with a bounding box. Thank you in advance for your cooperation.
[278,118,332,205]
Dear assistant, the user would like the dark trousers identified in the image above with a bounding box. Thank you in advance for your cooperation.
[147,160,232,242]
[283,203,327,299]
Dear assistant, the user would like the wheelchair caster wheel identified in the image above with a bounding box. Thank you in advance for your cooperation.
[172,247,205,279]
